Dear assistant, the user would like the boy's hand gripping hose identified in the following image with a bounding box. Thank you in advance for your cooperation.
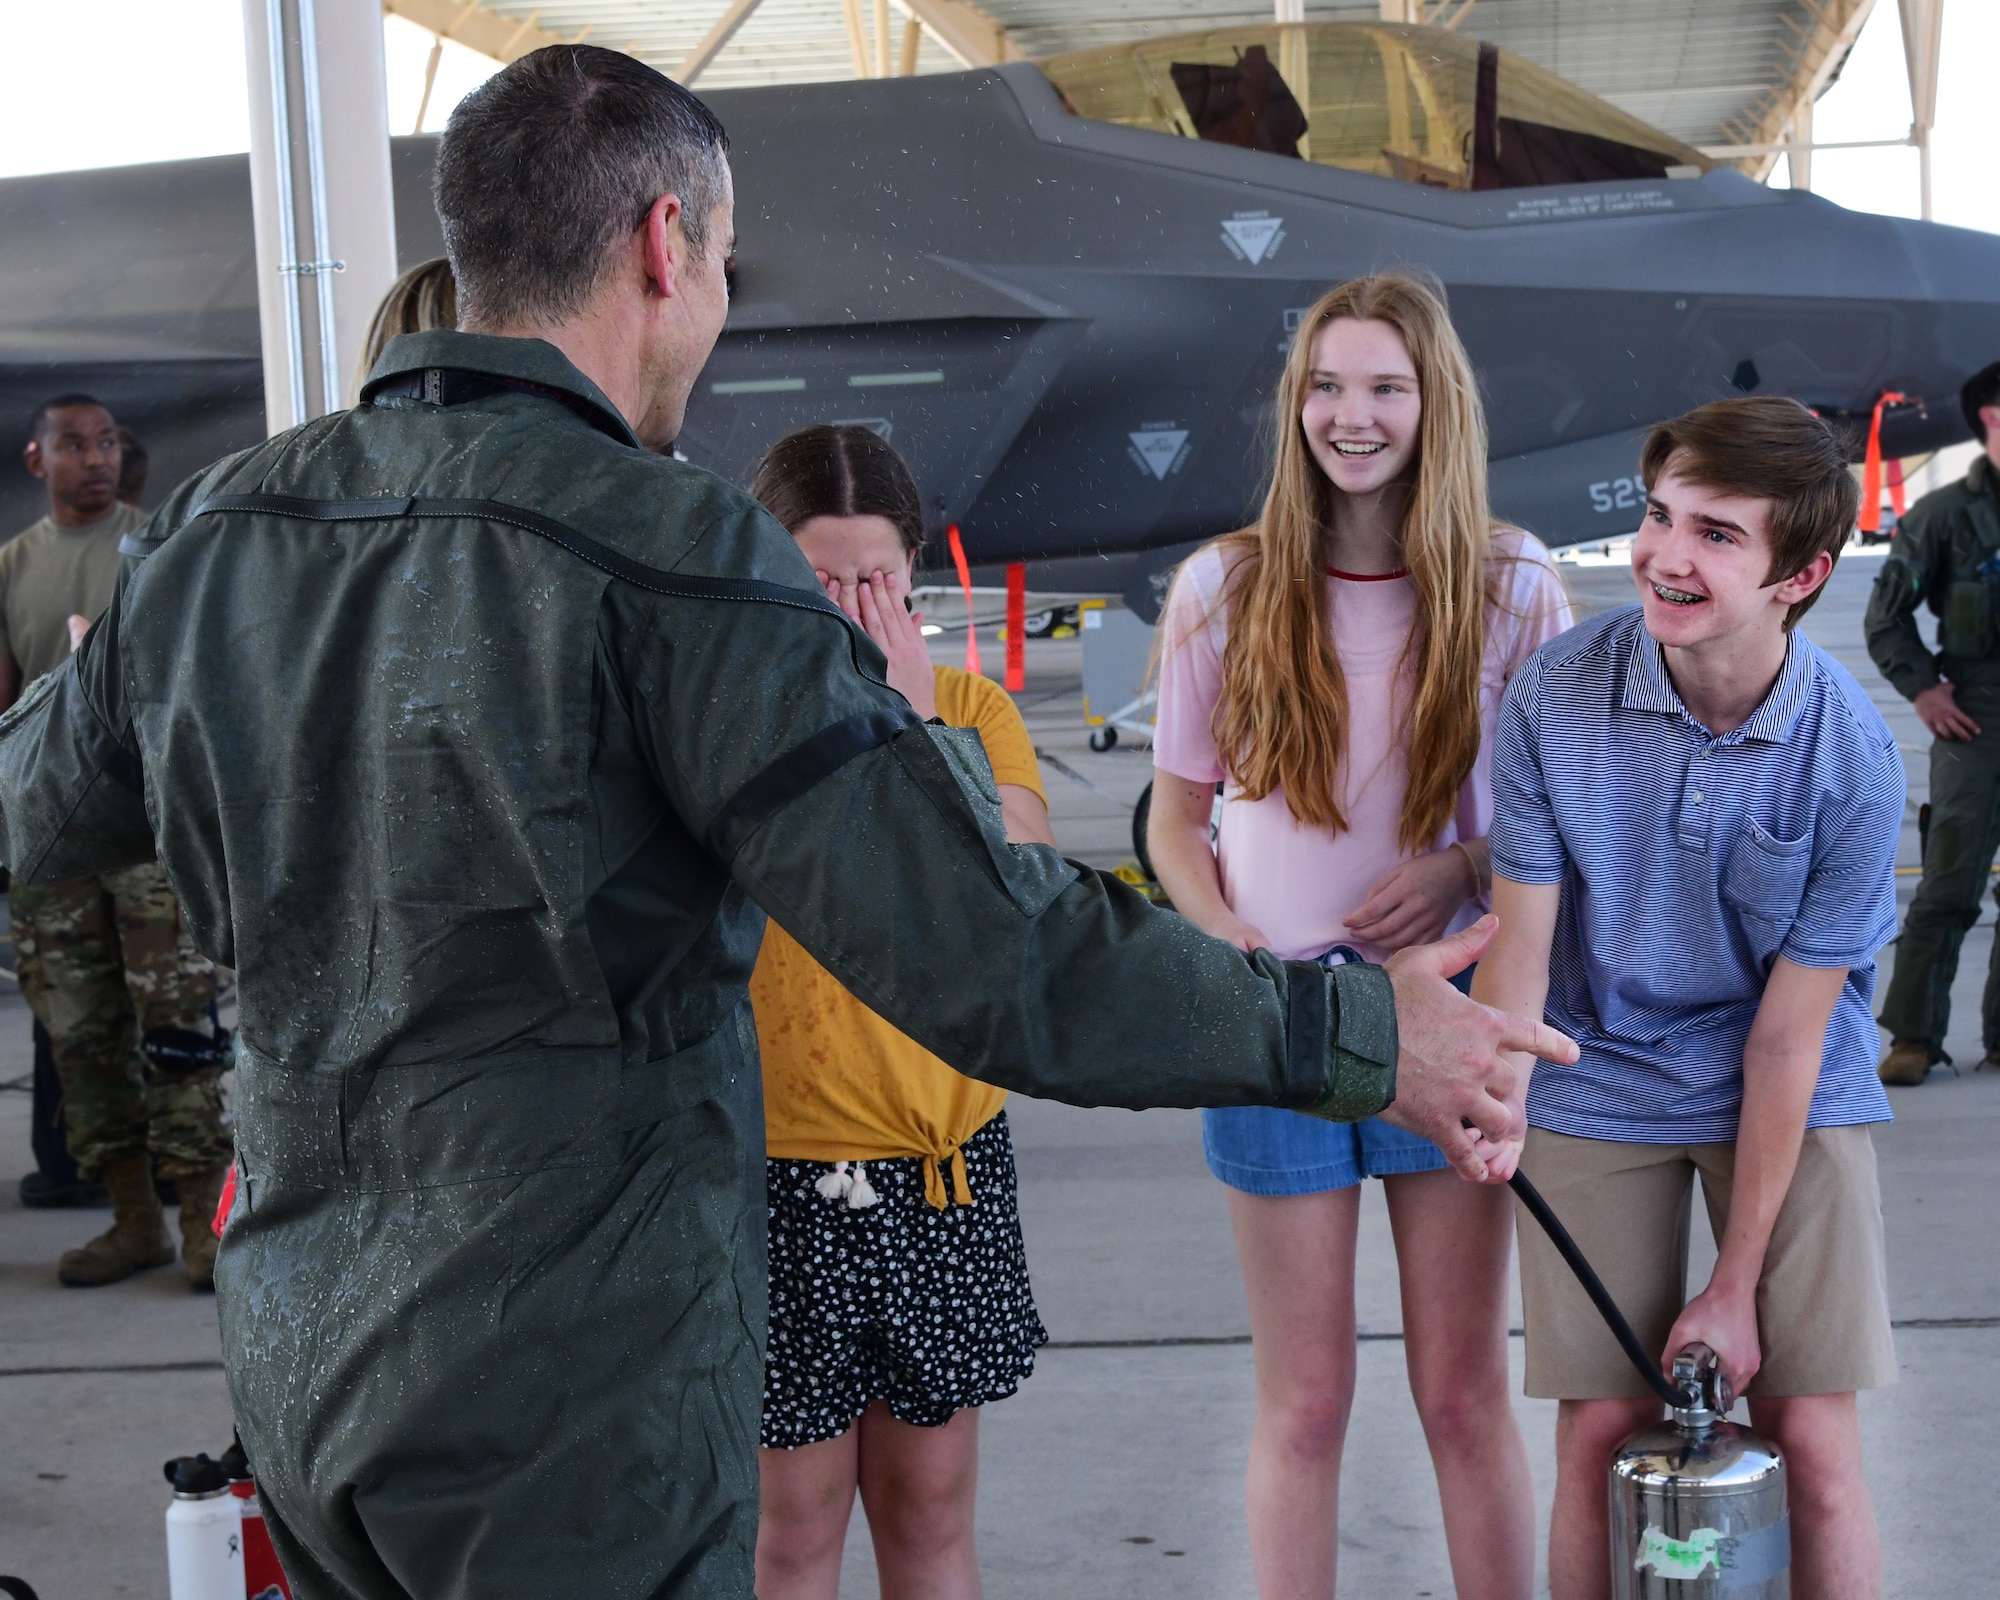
[1508,1169,1691,1410]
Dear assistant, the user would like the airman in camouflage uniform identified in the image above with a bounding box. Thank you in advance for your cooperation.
[1866,360,2000,1085]
[11,862,231,1285]
[4,393,231,1285]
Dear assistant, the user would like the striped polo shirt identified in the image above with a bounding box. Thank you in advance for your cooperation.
[1490,605,1904,1143]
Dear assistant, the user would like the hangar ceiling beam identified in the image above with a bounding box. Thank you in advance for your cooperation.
[1732,0,1876,183]
[1899,0,1944,219]
[1376,1,1471,21]
[677,0,767,85]
[1698,134,1911,156]
[379,0,565,64]
[414,32,446,131]
[840,0,871,76]
[1699,0,1938,216]
[1790,92,1814,191]
[893,0,1024,69]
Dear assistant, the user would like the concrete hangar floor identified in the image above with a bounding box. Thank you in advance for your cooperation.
[0,554,1992,1597]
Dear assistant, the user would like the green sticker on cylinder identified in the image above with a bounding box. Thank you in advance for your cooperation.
[1634,1525,1722,1580]
[1634,1518,1790,1588]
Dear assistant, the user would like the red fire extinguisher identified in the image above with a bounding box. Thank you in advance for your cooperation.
[219,1435,292,1600]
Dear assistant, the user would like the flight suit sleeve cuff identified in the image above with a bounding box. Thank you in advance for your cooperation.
[1281,960,1397,1123]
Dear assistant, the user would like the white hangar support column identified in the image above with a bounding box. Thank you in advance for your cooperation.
[241,0,400,435]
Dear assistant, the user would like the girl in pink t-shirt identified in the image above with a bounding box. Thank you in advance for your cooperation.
[1150,274,1571,1600]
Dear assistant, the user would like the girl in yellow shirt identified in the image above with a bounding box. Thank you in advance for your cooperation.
[747,425,1055,1600]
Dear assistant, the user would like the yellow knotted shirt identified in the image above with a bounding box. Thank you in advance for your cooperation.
[752,664,1046,1207]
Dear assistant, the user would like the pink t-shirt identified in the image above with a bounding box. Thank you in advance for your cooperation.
[1153,531,1573,963]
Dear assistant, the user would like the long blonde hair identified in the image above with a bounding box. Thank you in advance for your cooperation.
[1199,272,1493,852]
[352,257,459,401]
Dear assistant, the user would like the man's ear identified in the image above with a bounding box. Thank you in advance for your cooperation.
[638,193,687,302]
[1981,403,2000,442]
[1774,549,1836,607]
[22,439,45,482]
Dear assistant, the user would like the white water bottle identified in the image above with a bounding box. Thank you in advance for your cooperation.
[164,1454,242,1600]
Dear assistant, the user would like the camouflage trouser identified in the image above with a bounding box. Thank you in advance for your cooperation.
[10,864,230,1179]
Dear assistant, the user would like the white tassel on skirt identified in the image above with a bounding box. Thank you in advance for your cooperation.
[814,1161,879,1209]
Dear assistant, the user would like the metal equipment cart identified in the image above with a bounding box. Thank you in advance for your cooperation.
[1079,600,1156,751]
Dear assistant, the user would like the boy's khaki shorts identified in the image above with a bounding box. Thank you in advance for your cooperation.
[1516,1124,1897,1399]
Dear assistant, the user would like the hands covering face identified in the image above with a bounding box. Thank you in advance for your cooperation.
[818,564,937,722]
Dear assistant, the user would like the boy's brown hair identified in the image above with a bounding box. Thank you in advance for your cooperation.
[1639,396,1859,629]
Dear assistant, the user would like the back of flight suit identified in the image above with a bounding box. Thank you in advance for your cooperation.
[0,331,1401,1600]
[1867,455,2000,1059]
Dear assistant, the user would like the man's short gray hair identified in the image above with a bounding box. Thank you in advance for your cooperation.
[435,45,730,327]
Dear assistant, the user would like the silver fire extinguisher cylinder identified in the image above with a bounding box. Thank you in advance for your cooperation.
[1609,1351,1789,1597]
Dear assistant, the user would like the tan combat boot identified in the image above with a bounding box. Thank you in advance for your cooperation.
[174,1164,231,1292]
[1878,1040,1932,1087]
[57,1150,176,1286]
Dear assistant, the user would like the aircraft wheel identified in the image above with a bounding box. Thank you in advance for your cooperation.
[1089,726,1118,752]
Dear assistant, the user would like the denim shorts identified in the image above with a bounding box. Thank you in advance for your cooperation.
[1202,1108,1449,1194]
[1200,955,1466,1196]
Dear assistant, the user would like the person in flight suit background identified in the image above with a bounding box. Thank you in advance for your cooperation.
[3,395,230,1285]
[1867,360,2000,1085]
[0,47,1570,1599]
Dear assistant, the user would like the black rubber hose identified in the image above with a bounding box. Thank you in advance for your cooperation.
[1131,780,1155,882]
[1509,1169,1685,1408]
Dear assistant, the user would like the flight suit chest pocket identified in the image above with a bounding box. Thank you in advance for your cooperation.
[1941,576,1998,660]
[906,724,1078,917]
[1722,820,1811,966]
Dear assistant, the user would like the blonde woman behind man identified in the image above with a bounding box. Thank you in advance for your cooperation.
[353,256,458,398]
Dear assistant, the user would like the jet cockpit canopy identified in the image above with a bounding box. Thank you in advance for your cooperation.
[1038,22,1712,192]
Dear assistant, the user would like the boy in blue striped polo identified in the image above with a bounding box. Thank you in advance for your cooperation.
[1474,397,1904,1600]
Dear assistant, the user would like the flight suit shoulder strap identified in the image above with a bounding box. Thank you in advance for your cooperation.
[145,492,851,618]
[157,491,922,861]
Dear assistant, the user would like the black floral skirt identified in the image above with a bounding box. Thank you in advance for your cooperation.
[761,1111,1047,1448]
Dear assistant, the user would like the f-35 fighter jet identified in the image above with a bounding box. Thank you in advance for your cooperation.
[4,22,1996,609]
[684,23,2000,605]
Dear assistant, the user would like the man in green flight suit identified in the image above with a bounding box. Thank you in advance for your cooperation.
[1868,360,2000,1085]
[0,47,1572,1600]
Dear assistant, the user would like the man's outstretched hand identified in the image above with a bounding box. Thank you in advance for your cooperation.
[1377,916,1577,1183]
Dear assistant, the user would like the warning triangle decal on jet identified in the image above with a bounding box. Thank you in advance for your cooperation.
[1128,428,1190,480]
[1220,213,1285,265]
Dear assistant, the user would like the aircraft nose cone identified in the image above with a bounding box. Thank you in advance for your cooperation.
[1877,215,2000,450]
[1893,212,2000,306]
